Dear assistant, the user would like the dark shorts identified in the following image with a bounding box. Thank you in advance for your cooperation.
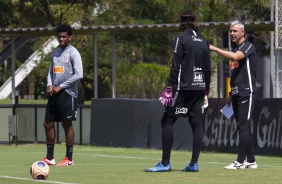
[167,90,205,117]
[45,90,77,122]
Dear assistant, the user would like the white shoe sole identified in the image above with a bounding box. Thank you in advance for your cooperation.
[244,161,257,169]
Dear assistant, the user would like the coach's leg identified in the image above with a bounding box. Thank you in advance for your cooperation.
[62,121,74,161]
[246,93,256,163]
[236,96,252,164]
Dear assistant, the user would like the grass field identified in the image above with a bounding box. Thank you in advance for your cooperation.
[0,144,281,184]
[0,99,91,105]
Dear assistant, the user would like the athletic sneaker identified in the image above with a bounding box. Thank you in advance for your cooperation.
[224,161,245,169]
[182,163,198,172]
[56,157,74,166]
[42,157,56,165]
[244,161,258,169]
[146,162,171,172]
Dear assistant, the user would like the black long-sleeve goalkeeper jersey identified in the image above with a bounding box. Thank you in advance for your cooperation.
[167,28,211,91]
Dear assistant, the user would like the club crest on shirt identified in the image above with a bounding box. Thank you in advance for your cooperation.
[230,60,239,70]
[53,57,58,63]
[63,52,70,63]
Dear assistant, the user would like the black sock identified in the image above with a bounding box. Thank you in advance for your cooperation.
[66,145,73,161]
[189,161,196,166]
[46,144,54,160]
[161,160,170,167]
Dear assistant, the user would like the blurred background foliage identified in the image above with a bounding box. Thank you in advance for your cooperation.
[0,0,271,102]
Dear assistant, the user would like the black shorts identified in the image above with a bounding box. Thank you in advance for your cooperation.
[45,90,77,122]
[167,90,205,117]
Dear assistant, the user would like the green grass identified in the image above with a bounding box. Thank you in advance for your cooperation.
[0,99,47,104]
[0,99,91,105]
[0,144,281,184]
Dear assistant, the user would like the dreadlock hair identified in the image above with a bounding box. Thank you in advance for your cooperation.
[179,10,198,32]
[56,24,72,36]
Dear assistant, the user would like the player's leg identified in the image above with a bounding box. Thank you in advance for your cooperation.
[160,90,186,167]
[146,112,178,172]
[62,120,74,161]
[146,91,181,172]
[44,121,56,143]
[187,116,203,168]
[43,95,59,165]
[182,91,205,172]
[161,112,178,166]
[56,91,77,166]
[43,121,56,165]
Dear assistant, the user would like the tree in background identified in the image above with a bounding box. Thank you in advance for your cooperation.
[0,0,272,101]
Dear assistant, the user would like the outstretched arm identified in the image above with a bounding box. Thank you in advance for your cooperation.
[209,44,245,61]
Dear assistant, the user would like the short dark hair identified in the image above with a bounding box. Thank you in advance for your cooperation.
[180,10,198,32]
[56,24,72,35]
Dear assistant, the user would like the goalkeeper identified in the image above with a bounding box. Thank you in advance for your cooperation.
[146,10,211,172]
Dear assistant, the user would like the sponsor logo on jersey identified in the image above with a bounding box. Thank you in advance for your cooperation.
[175,107,188,114]
[230,60,239,70]
[191,82,206,88]
[193,67,202,71]
[231,86,239,95]
[193,72,203,82]
[192,36,202,42]
[53,66,65,74]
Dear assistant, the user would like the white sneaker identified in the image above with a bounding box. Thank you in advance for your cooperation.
[244,161,257,169]
[224,161,245,169]
[43,157,56,165]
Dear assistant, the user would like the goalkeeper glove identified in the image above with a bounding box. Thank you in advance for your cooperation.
[159,86,173,107]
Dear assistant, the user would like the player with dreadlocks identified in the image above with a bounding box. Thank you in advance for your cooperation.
[146,10,211,172]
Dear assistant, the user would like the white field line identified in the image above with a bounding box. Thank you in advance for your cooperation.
[0,175,81,184]
[1,152,281,168]
[90,154,150,159]
[207,161,282,168]
[85,153,282,168]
